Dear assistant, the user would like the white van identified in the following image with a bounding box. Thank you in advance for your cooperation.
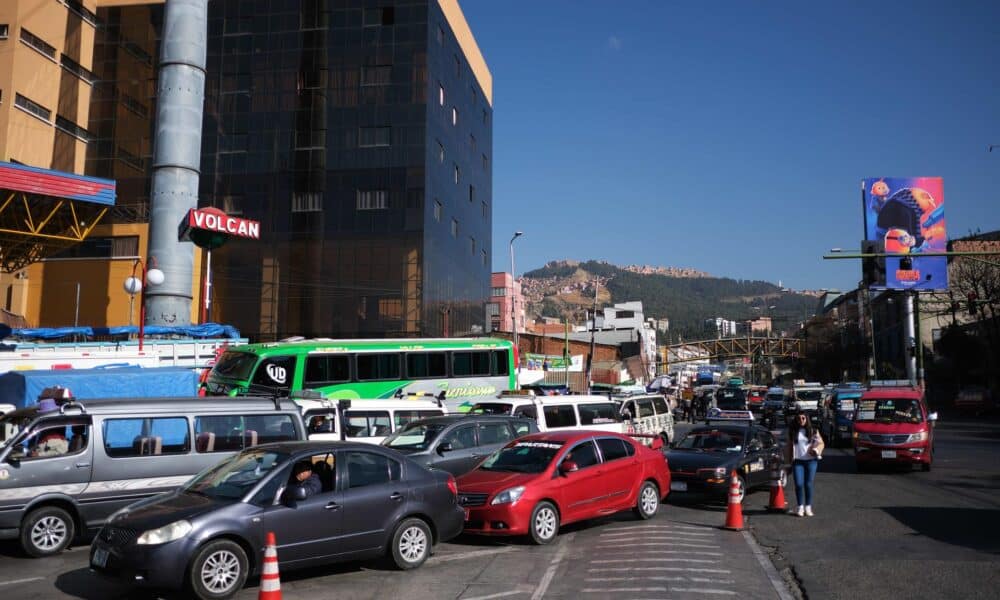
[616,394,676,445]
[296,395,447,445]
[468,392,623,434]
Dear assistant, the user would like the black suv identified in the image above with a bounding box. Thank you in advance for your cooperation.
[381,415,537,476]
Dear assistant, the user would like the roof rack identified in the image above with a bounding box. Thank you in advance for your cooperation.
[498,389,535,398]
[705,409,755,423]
[868,380,917,388]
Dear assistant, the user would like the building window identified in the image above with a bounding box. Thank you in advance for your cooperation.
[469,134,476,152]
[433,199,442,222]
[14,93,52,123]
[222,195,243,215]
[483,108,489,125]
[454,55,461,78]
[357,190,389,210]
[59,0,99,27]
[469,237,476,255]
[361,65,391,86]
[48,236,139,260]
[451,106,458,126]
[437,140,444,163]
[482,201,488,218]
[55,115,90,142]
[451,219,458,238]
[438,83,444,106]
[482,249,488,267]
[437,24,444,45]
[359,126,391,147]
[453,164,460,184]
[486,303,500,318]
[292,192,323,213]
[0,24,8,40]
[19,28,56,61]
[363,7,394,26]
[60,54,97,84]
[482,153,488,171]
[469,185,475,203]
[491,287,506,297]
[471,86,477,105]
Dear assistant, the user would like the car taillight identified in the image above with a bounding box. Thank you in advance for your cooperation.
[446,474,457,498]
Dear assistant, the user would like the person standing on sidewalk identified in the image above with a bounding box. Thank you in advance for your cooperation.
[784,411,824,517]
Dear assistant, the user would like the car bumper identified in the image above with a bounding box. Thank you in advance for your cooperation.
[666,475,729,499]
[462,501,533,537]
[89,535,195,590]
[439,505,466,542]
[855,443,931,465]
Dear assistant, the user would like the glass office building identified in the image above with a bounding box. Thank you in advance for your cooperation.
[86,0,492,340]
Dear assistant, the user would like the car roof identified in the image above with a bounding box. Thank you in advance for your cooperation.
[518,430,626,444]
[862,387,922,399]
[252,440,394,454]
[409,414,527,425]
[689,424,753,435]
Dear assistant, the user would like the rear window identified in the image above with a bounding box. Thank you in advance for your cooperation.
[470,402,513,415]
[542,404,577,428]
[393,410,444,429]
[103,417,190,457]
[596,437,632,461]
[578,402,621,425]
[345,410,391,437]
[194,414,298,453]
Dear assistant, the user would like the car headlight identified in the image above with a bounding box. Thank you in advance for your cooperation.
[855,433,871,442]
[908,431,929,443]
[490,486,526,505]
[136,520,192,545]
[698,467,727,479]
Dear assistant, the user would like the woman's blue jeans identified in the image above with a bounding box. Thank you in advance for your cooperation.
[792,459,818,506]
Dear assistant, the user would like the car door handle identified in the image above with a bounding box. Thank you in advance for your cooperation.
[75,462,90,468]
[389,492,403,501]
[324,502,341,511]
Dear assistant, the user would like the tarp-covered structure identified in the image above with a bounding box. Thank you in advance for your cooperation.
[0,367,198,409]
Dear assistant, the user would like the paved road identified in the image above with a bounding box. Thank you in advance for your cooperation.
[0,471,788,599]
[747,415,1000,600]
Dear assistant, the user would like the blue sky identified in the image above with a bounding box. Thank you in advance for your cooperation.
[465,0,1000,291]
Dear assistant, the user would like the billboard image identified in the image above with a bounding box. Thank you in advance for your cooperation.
[863,177,948,290]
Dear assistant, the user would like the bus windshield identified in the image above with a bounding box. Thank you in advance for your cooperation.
[211,351,259,381]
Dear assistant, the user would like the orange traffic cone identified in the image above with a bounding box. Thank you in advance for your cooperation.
[259,531,282,600]
[767,462,787,512]
[722,470,744,530]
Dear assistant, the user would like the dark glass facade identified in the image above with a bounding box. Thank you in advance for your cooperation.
[86,0,492,341]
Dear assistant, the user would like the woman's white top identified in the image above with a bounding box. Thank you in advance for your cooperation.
[793,429,812,461]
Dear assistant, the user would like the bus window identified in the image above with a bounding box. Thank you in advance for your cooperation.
[453,351,491,377]
[493,350,510,376]
[304,355,350,388]
[356,353,401,381]
[251,355,297,390]
[406,352,447,379]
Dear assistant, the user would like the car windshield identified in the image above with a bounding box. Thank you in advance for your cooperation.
[382,422,448,451]
[795,390,822,401]
[0,413,34,447]
[675,429,743,452]
[469,403,513,415]
[837,394,862,412]
[479,440,564,473]
[183,449,288,500]
[210,351,258,381]
[716,389,746,408]
[856,398,923,424]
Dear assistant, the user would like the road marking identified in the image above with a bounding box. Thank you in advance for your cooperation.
[593,549,723,556]
[585,577,736,584]
[462,591,527,600]
[742,529,796,600]
[588,567,731,574]
[0,578,44,587]
[590,558,715,564]
[531,532,573,600]
[603,524,708,531]
[596,542,720,549]
[600,530,714,538]
[668,588,737,595]
[435,547,516,562]
[582,587,736,595]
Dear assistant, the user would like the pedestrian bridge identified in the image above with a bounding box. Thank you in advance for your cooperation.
[667,336,803,363]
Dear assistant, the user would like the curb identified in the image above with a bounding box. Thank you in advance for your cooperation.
[742,529,796,600]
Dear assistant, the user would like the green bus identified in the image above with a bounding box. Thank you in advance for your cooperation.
[203,338,517,411]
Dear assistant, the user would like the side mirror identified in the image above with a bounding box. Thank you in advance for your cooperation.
[559,461,579,475]
[437,442,453,455]
[927,412,938,422]
[748,442,762,454]
[281,485,308,506]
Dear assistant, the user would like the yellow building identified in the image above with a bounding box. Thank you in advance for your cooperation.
[0,0,201,329]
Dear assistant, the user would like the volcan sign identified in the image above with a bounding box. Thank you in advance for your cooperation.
[179,207,261,249]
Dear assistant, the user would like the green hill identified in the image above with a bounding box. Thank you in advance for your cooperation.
[522,261,817,341]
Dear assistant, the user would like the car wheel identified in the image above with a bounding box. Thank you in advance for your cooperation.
[188,539,248,600]
[633,481,660,520]
[735,474,747,504]
[21,506,74,558]
[529,501,559,545]
[390,518,432,570]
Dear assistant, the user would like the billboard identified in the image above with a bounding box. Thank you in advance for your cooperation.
[862,177,947,290]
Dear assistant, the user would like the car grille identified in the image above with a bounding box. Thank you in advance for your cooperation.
[869,434,910,445]
[457,492,489,507]
[100,525,138,547]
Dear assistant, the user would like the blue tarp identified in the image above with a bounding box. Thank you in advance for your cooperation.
[0,367,199,409]
[8,323,241,341]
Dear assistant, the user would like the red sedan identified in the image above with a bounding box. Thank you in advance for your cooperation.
[456,430,671,544]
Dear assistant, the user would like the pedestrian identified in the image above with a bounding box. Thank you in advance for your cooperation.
[784,410,824,517]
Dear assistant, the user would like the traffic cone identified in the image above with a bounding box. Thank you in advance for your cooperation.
[259,531,282,600]
[766,462,787,512]
[722,469,744,531]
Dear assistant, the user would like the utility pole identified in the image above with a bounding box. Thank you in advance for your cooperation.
[509,232,523,385]
[586,280,598,391]
[903,291,917,386]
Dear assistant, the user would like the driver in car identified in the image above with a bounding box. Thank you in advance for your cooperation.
[290,460,322,498]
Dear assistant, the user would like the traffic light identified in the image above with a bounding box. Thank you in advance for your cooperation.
[862,240,886,287]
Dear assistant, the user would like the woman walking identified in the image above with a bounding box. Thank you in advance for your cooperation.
[785,411,824,516]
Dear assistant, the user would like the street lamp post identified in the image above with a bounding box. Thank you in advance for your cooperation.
[124,258,165,352]
[509,231,523,384]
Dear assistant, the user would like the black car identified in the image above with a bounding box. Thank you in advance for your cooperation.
[715,387,748,411]
[90,441,464,600]
[665,421,781,503]
[381,415,538,476]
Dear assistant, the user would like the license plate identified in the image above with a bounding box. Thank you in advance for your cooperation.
[92,548,109,568]
[881,450,896,459]
[463,507,470,521]
[670,481,687,492]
